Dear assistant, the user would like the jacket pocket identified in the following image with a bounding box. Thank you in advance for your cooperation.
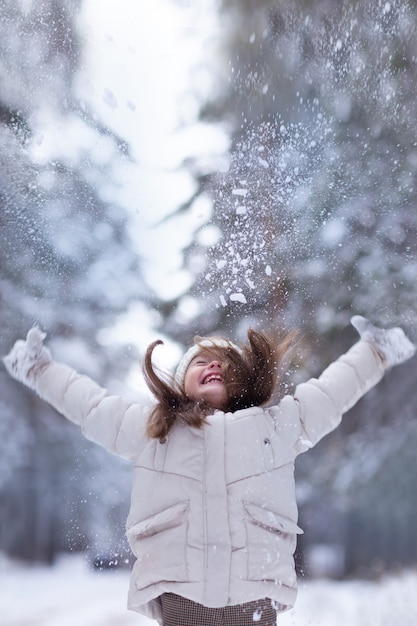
[243,501,303,584]
[127,500,190,589]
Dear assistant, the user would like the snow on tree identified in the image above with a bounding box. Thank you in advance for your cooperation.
[0,1,148,562]
[163,0,417,574]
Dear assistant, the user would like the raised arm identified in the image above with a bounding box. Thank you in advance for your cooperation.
[3,328,150,461]
[270,317,415,455]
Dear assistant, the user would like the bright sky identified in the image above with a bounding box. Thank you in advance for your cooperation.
[75,0,228,300]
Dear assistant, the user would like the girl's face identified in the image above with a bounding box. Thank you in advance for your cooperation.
[183,350,228,411]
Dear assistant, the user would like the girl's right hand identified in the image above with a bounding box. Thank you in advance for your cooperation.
[3,327,51,389]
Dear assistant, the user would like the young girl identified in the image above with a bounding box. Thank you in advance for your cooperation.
[3,316,415,625]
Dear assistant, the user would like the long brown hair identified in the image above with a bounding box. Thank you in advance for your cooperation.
[143,328,297,441]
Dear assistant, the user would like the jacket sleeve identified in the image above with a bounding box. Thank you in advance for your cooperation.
[268,340,386,456]
[33,360,150,461]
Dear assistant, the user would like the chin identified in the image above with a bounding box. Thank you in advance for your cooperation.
[204,397,227,411]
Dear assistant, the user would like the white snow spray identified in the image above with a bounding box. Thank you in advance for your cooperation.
[202,0,417,331]
[207,114,333,311]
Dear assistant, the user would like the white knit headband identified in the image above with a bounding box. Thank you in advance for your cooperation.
[174,338,242,387]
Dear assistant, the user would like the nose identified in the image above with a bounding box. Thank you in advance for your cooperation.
[208,359,222,369]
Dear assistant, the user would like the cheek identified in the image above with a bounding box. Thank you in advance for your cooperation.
[183,371,198,396]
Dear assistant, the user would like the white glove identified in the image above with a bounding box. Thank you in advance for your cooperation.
[3,327,52,389]
[351,315,415,368]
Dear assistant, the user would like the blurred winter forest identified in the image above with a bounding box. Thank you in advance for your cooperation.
[1,0,417,581]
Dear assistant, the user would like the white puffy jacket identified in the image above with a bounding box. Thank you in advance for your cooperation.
[23,340,385,621]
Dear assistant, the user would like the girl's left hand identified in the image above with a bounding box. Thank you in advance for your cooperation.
[351,315,415,368]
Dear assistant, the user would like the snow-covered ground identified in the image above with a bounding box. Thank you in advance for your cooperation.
[2,554,417,626]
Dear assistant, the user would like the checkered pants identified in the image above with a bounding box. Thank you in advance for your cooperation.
[160,593,277,626]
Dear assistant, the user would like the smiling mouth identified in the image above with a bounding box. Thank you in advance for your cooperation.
[202,374,224,385]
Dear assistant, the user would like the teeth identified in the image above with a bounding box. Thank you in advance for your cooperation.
[204,375,222,384]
